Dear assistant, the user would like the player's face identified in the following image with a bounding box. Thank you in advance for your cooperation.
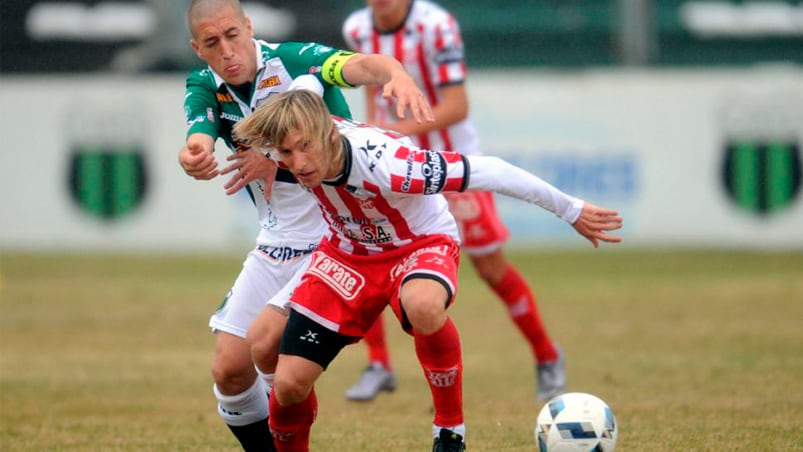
[190,7,256,86]
[275,127,339,188]
[368,0,409,21]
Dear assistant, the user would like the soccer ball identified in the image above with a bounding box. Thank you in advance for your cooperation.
[534,392,618,452]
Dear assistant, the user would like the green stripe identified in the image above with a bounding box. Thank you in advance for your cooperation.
[733,143,759,211]
[766,143,792,211]
[79,152,104,216]
[112,152,138,216]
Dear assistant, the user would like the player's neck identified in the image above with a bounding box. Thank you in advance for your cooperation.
[325,136,346,180]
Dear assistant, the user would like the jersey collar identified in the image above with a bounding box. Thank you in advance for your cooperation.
[323,137,353,186]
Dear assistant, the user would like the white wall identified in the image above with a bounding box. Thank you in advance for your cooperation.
[1,68,801,252]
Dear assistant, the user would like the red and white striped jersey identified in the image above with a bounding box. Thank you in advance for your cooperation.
[313,117,464,255]
[342,0,480,155]
[306,117,584,256]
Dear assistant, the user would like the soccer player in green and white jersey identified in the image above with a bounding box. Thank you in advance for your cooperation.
[178,1,433,450]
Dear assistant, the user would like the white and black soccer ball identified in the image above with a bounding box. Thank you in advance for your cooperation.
[534,392,618,452]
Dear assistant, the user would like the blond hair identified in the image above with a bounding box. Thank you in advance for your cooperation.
[234,90,337,159]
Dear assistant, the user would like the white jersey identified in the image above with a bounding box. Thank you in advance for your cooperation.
[342,0,480,155]
[306,118,583,256]
[185,40,351,251]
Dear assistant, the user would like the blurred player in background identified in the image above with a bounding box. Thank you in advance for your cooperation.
[342,0,568,402]
[233,89,622,452]
[179,0,432,450]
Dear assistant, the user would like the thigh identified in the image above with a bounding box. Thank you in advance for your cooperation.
[265,253,313,314]
[210,249,311,338]
[289,247,390,337]
[279,310,358,370]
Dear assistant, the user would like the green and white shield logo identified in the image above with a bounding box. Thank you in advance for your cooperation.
[718,95,802,216]
[721,141,801,215]
[68,146,148,220]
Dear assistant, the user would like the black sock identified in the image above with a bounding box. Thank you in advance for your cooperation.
[227,418,275,452]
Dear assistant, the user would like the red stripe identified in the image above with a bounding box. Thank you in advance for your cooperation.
[313,186,367,255]
[349,28,361,52]
[335,185,371,255]
[433,24,455,152]
[443,177,465,192]
[415,23,436,150]
[390,174,424,193]
[442,151,463,163]
[363,181,415,248]
[435,23,449,84]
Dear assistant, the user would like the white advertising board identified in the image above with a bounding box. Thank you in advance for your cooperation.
[0,69,801,252]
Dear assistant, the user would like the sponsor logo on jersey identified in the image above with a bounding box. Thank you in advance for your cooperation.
[220,111,242,122]
[390,244,451,279]
[433,47,464,65]
[307,252,365,300]
[206,108,215,123]
[401,149,415,192]
[257,244,315,262]
[258,75,281,89]
[216,92,234,103]
[359,140,385,172]
[422,151,447,194]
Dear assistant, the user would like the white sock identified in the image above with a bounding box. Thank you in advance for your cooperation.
[257,368,275,394]
[213,378,268,427]
[433,424,466,439]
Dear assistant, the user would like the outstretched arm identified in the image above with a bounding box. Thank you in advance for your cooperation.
[465,155,623,246]
[341,53,434,124]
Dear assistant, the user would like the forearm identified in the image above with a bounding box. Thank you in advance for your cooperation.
[465,155,584,223]
[342,53,406,86]
[389,84,468,136]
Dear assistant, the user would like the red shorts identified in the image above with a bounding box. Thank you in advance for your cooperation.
[444,191,509,255]
[288,234,461,337]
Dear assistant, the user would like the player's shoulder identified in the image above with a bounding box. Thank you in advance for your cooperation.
[411,0,456,26]
[185,68,217,89]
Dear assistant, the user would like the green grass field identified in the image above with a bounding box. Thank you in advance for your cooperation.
[1,250,802,451]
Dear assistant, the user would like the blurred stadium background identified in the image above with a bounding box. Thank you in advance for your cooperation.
[1,1,802,450]
[1,0,801,251]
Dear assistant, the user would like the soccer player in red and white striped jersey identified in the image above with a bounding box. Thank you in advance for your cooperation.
[343,0,573,405]
[235,89,622,451]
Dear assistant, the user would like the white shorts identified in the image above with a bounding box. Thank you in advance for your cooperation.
[208,246,314,338]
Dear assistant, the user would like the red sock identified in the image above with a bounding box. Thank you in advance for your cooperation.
[492,265,558,363]
[363,316,392,369]
[268,387,317,452]
[414,317,463,428]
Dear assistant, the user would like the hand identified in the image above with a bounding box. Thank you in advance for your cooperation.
[382,70,434,124]
[179,140,218,180]
[571,202,623,248]
[220,150,277,201]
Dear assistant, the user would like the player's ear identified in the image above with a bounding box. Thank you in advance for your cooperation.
[190,39,202,58]
[329,124,338,145]
[244,16,254,38]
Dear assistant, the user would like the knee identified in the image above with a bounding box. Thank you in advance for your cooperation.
[248,331,281,373]
[247,312,285,373]
[272,375,312,406]
[211,354,254,395]
[402,291,447,335]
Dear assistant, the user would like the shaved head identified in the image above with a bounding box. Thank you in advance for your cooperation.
[188,0,245,37]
